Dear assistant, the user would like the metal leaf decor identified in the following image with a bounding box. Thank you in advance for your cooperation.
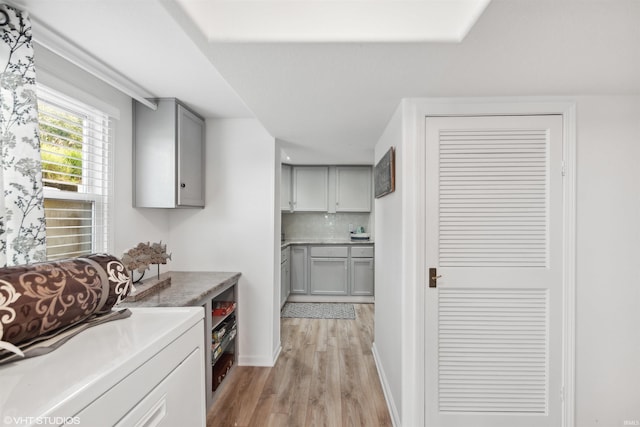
[121,241,171,274]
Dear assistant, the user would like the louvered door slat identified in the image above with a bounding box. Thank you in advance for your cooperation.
[439,128,548,268]
[438,288,549,414]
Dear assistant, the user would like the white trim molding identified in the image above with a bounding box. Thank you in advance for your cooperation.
[405,97,577,427]
[238,352,278,367]
[30,17,157,110]
[560,103,577,427]
[372,343,401,427]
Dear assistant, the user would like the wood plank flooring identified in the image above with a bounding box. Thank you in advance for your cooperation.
[207,304,392,427]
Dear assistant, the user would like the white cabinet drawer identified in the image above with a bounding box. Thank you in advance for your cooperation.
[351,246,374,258]
[75,321,205,426]
[309,246,348,258]
[116,348,204,427]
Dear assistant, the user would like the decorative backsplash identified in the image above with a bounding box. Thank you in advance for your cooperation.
[282,212,372,240]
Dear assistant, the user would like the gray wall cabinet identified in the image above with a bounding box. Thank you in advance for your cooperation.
[281,164,292,211]
[134,98,205,208]
[335,166,372,212]
[292,166,328,211]
[281,165,372,213]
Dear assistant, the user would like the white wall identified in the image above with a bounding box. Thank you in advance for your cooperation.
[168,118,279,366]
[373,103,405,426]
[574,96,640,426]
[34,45,171,258]
[35,47,281,367]
[374,96,640,426]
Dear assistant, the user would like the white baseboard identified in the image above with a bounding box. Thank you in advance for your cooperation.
[286,295,374,303]
[238,345,280,367]
[272,343,282,364]
[372,342,401,427]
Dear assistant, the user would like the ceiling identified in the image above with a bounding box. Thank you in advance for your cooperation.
[173,0,490,42]
[12,0,640,164]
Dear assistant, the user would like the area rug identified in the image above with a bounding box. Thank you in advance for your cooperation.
[281,303,356,319]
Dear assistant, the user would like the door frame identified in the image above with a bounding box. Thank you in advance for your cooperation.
[404,98,576,427]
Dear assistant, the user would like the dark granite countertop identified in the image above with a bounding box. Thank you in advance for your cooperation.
[119,271,241,308]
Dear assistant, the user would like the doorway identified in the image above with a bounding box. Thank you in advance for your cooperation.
[424,114,569,427]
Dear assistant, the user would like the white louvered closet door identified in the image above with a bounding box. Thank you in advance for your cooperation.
[425,115,564,427]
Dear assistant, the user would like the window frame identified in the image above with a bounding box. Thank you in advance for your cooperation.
[37,83,113,260]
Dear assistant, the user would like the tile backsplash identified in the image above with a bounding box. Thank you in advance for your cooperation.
[282,212,372,240]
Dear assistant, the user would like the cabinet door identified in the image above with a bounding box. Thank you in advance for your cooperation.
[177,105,205,207]
[292,166,328,211]
[280,260,290,307]
[285,261,290,299]
[350,258,374,296]
[116,349,205,427]
[75,318,205,426]
[133,99,176,208]
[281,165,292,211]
[335,166,372,212]
[290,246,308,294]
[310,258,348,295]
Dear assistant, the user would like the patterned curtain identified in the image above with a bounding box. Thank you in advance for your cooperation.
[0,4,46,267]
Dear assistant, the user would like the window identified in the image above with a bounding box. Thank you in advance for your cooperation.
[37,85,112,260]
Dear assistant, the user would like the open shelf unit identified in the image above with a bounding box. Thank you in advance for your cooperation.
[204,281,238,408]
[119,271,241,411]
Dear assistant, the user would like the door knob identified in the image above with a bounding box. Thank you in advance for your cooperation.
[429,268,441,288]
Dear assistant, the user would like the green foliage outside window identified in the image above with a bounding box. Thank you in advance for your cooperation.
[38,102,84,191]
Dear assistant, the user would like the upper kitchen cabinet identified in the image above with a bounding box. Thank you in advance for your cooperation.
[292,166,328,211]
[281,164,292,211]
[133,98,205,208]
[335,166,372,212]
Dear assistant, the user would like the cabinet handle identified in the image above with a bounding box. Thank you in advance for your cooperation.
[180,183,186,188]
[135,395,167,427]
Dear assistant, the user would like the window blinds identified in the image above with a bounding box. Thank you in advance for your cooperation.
[37,85,112,260]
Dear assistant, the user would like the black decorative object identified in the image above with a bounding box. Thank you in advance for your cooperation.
[374,146,395,198]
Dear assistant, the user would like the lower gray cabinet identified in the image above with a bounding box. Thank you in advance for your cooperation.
[281,247,290,307]
[287,244,374,297]
[350,258,374,296]
[290,246,308,294]
[280,260,290,307]
[310,257,348,295]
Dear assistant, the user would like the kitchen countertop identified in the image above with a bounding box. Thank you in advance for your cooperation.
[281,239,374,249]
[119,271,241,307]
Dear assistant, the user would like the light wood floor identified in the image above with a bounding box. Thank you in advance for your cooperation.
[206,304,393,427]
